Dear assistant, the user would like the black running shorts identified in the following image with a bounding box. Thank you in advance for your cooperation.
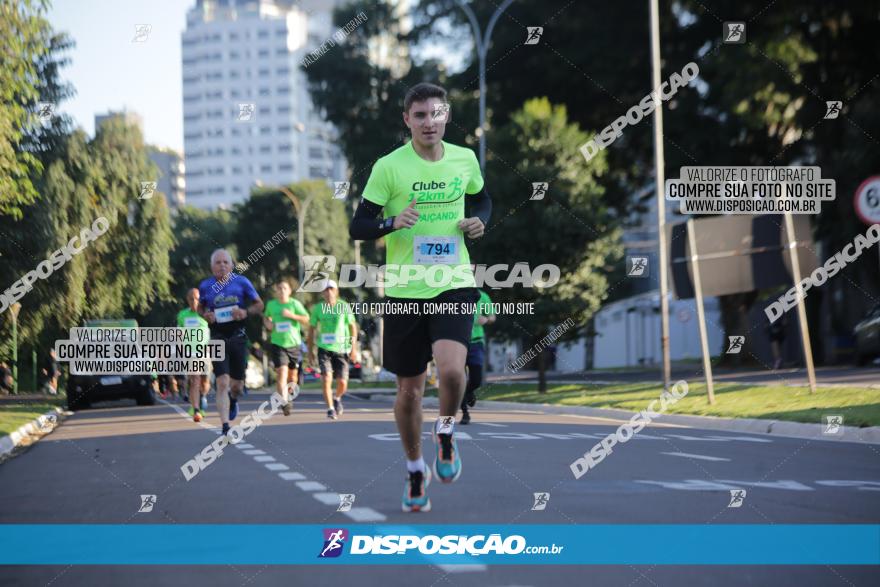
[318,348,349,381]
[382,287,480,377]
[212,334,248,381]
[270,344,302,369]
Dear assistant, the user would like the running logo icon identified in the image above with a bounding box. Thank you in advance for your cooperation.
[436,416,455,435]
[318,528,348,558]
[726,336,745,354]
[723,22,745,44]
[524,27,543,45]
[824,101,842,119]
[337,494,355,512]
[139,181,157,200]
[237,103,256,122]
[532,492,550,511]
[431,102,450,122]
[138,495,156,513]
[133,24,152,43]
[299,255,337,292]
[38,414,57,433]
[333,182,350,200]
[627,256,648,277]
[37,102,55,125]
[727,489,746,508]
[823,415,843,435]
[530,182,548,201]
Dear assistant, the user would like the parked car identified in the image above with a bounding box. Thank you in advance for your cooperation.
[854,303,880,366]
[65,319,155,410]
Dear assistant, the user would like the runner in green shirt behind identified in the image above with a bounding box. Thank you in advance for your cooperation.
[263,281,309,416]
[460,289,496,425]
[307,280,358,420]
[177,288,211,422]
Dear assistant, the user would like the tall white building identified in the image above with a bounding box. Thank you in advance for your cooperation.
[181,0,347,209]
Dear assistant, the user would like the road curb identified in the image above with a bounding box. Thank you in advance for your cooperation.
[0,407,66,461]
[419,397,880,445]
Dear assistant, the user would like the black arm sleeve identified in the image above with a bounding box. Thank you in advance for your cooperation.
[349,198,396,241]
[466,187,492,226]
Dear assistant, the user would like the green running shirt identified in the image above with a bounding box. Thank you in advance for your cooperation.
[264,298,309,348]
[309,299,356,353]
[471,290,495,342]
[361,141,485,299]
[176,308,209,354]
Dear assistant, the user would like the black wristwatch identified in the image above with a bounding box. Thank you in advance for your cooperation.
[382,217,396,231]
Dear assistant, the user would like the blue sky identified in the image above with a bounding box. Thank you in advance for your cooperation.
[48,0,190,151]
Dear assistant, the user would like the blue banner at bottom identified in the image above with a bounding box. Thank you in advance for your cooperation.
[1,525,878,565]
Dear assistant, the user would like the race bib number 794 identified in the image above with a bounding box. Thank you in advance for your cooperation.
[414,236,459,264]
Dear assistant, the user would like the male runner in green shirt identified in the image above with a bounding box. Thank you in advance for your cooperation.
[263,281,309,416]
[349,82,492,512]
[307,280,358,420]
[460,289,496,425]
[177,288,210,422]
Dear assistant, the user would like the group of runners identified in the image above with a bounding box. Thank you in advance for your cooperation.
[176,266,359,435]
[177,82,493,512]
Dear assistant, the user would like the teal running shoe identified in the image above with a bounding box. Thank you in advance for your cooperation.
[432,417,462,483]
[401,468,431,512]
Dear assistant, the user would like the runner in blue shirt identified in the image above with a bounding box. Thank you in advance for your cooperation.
[198,249,264,435]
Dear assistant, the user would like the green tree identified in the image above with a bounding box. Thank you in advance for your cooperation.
[168,206,237,300]
[0,0,74,218]
[238,181,354,293]
[477,98,623,391]
[0,120,174,357]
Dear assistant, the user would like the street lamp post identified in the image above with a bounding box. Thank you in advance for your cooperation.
[649,0,672,391]
[11,302,21,394]
[455,0,514,171]
[276,185,316,285]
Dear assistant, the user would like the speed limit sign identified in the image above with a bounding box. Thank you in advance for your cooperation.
[854,176,880,225]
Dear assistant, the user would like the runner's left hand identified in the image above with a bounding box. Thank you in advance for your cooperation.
[457,217,484,239]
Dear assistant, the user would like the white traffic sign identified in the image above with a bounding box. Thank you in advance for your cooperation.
[854,176,880,225]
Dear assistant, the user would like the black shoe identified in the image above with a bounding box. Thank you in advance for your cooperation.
[327,408,338,420]
[333,398,344,416]
[221,423,230,436]
[464,389,477,408]
[460,409,471,425]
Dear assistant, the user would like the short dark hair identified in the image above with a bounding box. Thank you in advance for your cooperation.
[403,82,447,113]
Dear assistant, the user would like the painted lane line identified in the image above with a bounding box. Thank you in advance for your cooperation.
[278,472,307,481]
[343,507,386,522]
[265,463,289,471]
[476,422,508,427]
[243,449,266,456]
[296,481,327,492]
[312,492,341,505]
[437,564,489,573]
[235,443,255,450]
[661,452,731,462]
[253,455,275,462]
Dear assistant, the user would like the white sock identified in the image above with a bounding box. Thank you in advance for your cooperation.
[406,458,425,473]
[435,416,455,436]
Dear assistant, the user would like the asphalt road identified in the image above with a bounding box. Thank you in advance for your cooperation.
[1,389,878,586]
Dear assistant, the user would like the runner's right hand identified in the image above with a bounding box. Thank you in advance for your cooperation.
[393,198,419,229]
[205,311,216,324]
